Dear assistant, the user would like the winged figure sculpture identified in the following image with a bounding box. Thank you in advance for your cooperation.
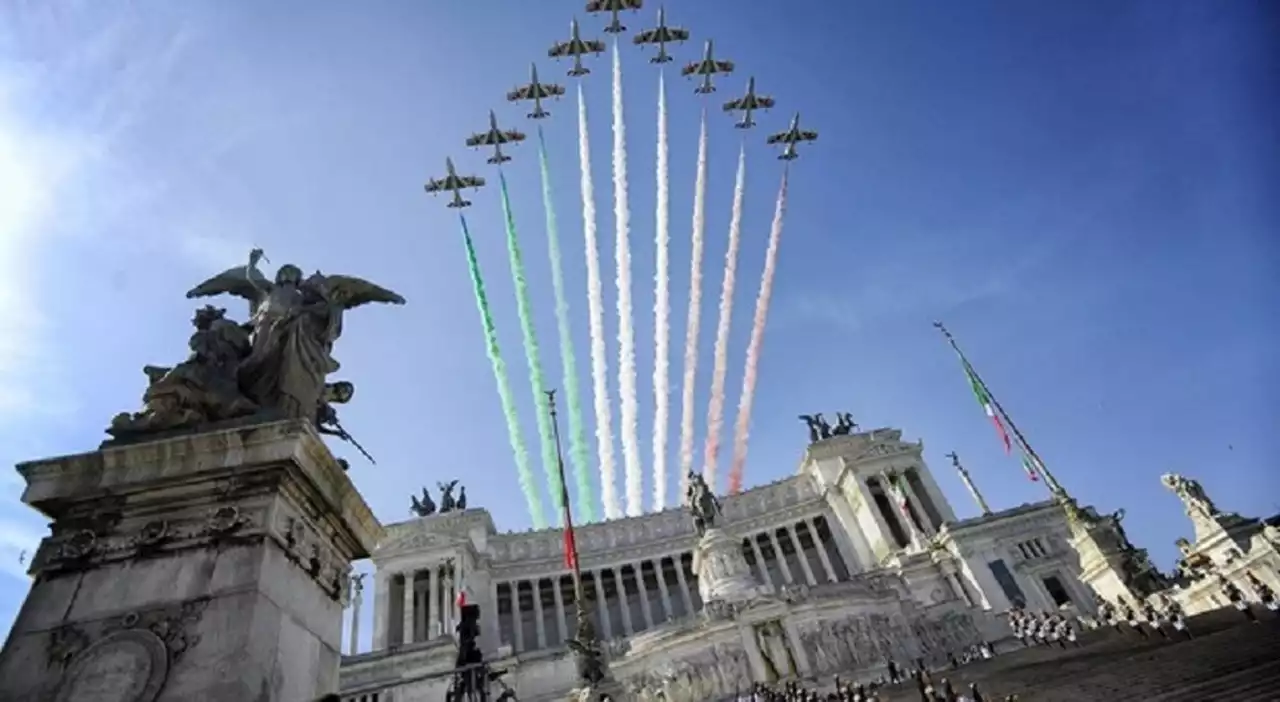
[184,248,405,420]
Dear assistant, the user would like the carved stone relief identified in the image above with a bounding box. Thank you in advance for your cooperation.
[55,629,169,702]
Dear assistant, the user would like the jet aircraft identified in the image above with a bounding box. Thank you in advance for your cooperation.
[632,7,689,63]
[722,77,775,129]
[681,40,734,94]
[548,19,606,77]
[506,64,567,119]
[465,111,526,165]
[765,113,819,160]
[586,0,643,34]
[424,158,486,208]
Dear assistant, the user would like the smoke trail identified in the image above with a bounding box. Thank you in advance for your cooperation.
[729,166,790,493]
[651,70,671,511]
[678,109,709,500]
[458,214,545,527]
[703,146,747,490]
[577,82,621,519]
[497,171,564,523]
[610,39,642,517]
[535,128,596,523]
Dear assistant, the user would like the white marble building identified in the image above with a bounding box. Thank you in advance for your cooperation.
[338,427,1094,701]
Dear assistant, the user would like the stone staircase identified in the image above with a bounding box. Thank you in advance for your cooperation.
[876,608,1280,701]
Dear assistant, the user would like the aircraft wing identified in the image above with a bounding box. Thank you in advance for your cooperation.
[507,85,532,101]
[548,41,572,58]
[583,39,606,53]
[542,83,566,97]
[757,96,776,108]
[680,61,703,76]
[502,129,526,142]
[632,28,658,45]
[723,97,747,111]
[668,28,690,41]
[585,0,609,10]
[800,130,818,141]
[424,178,447,193]
[460,175,486,188]
[765,131,788,145]
[714,60,735,72]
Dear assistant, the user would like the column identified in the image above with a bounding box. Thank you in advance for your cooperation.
[372,572,390,650]
[749,535,774,587]
[401,569,415,645]
[532,578,547,649]
[634,565,654,630]
[592,571,613,639]
[768,531,795,584]
[808,518,837,582]
[511,581,525,652]
[655,559,673,621]
[863,478,903,552]
[349,579,363,656]
[552,576,568,644]
[899,479,935,536]
[674,557,694,614]
[614,568,634,635]
[786,525,817,585]
[428,566,439,640]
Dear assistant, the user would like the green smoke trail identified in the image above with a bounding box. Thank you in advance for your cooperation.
[536,127,596,522]
[497,171,565,524]
[459,214,545,528]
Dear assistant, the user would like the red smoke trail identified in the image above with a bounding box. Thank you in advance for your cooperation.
[728,166,790,493]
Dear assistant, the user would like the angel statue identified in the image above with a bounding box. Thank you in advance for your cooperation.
[186,248,405,421]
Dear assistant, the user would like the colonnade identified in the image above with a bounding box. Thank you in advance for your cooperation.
[493,515,850,653]
[377,558,462,647]
[865,468,946,549]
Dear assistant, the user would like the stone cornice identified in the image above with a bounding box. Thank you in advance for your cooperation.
[799,428,919,466]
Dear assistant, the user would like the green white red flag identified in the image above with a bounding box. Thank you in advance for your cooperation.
[963,361,1012,453]
[1020,452,1042,483]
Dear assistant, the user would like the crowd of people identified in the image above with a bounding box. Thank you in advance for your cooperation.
[729,671,1019,702]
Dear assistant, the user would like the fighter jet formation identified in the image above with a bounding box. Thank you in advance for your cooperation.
[506,64,566,120]
[766,113,819,160]
[632,6,688,64]
[426,3,819,207]
[723,77,775,129]
[424,158,485,208]
[586,0,643,34]
[682,40,736,94]
[466,111,526,164]
[549,19,607,77]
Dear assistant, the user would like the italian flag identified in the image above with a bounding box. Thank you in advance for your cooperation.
[1020,453,1042,482]
[964,362,1012,453]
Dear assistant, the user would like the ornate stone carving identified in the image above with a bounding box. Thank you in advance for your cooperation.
[131,520,172,555]
[204,505,249,538]
[55,629,169,702]
[1161,473,1219,518]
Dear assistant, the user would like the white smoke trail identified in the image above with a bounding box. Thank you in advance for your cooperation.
[577,83,621,519]
[678,109,709,501]
[729,167,790,493]
[611,40,642,517]
[703,146,747,491]
[652,70,671,511]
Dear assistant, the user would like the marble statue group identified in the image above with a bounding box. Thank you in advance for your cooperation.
[410,480,468,517]
[108,248,404,461]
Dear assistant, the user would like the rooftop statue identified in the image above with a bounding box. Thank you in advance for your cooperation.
[1161,473,1219,518]
[108,249,404,442]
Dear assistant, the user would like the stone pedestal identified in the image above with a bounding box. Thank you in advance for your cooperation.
[1067,505,1162,606]
[692,528,762,604]
[0,420,382,702]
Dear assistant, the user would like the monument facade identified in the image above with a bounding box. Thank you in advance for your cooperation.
[338,427,1096,701]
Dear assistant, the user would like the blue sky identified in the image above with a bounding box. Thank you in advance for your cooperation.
[1,1,1276,651]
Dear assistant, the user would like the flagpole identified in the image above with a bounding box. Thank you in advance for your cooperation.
[933,321,1069,499]
[546,390,585,615]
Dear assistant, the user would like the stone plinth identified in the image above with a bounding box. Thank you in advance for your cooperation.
[0,420,383,702]
[692,528,762,604]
